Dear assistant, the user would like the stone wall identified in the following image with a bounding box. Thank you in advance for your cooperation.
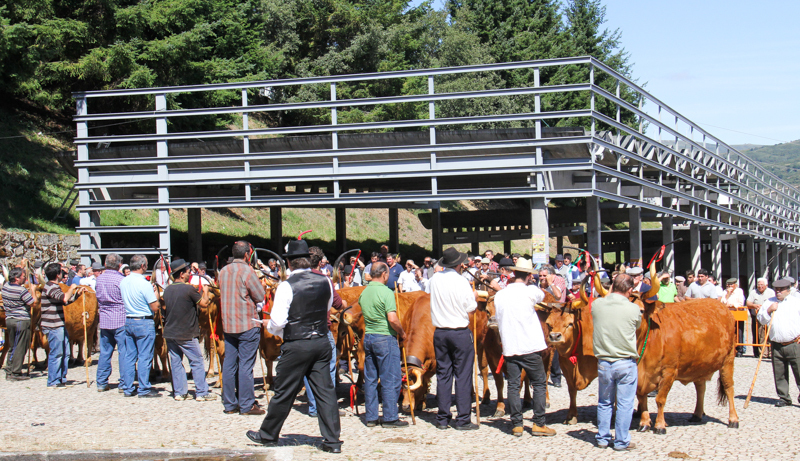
[0,230,80,267]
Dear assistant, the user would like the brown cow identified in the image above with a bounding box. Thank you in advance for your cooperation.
[402,293,488,412]
[633,265,739,433]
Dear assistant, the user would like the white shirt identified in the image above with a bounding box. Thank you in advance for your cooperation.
[757,295,800,343]
[153,268,170,288]
[720,288,745,308]
[190,274,210,286]
[494,282,547,356]
[715,285,725,298]
[791,288,800,299]
[267,268,334,339]
[428,268,477,329]
[747,287,775,306]
[79,275,96,290]
[398,270,421,292]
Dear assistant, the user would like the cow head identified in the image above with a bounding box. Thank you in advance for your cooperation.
[545,274,591,353]
[401,296,436,412]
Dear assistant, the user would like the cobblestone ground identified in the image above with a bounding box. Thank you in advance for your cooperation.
[2,350,798,461]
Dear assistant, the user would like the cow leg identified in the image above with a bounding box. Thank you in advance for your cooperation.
[564,363,579,425]
[492,369,506,417]
[653,373,676,434]
[636,393,651,432]
[688,380,706,423]
[719,353,739,429]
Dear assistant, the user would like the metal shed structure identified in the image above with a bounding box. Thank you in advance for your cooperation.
[72,56,800,291]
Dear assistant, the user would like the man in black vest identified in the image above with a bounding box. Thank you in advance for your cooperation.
[246,239,343,454]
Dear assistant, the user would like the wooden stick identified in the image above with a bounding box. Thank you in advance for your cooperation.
[745,312,775,409]
[82,294,90,387]
[394,283,415,425]
[472,313,480,426]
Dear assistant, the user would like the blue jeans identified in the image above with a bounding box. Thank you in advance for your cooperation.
[305,331,337,415]
[43,327,69,386]
[97,327,127,388]
[122,319,156,395]
[363,333,402,423]
[222,327,260,412]
[596,358,638,449]
[167,338,210,397]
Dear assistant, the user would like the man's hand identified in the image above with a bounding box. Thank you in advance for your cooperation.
[768,302,779,314]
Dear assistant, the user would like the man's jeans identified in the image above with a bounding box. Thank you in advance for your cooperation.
[97,327,127,388]
[43,327,69,386]
[167,338,210,397]
[122,319,156,395]
[596,358,638,449]
[222,327,260,412]
[363,333,402,423]
[305,331,337,415]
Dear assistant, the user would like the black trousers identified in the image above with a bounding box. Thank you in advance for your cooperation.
[751,310,764,356]
[506,351,547,427]
[6,318,31,375]
[258,336,342,449]
[433,328,474,427]
[550,349,562,385]
[771,341,800,404]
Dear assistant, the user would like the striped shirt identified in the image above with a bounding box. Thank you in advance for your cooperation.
[1,283,35,319]
[96,269,126,329]
[219,259,265,334]
[40,282,68,329]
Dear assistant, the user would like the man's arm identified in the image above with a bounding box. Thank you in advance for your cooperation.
[547,274,562,299]
[387,311,405,342]
[197,285,210,308]
[756,301,776,325]
[268,282,292,338]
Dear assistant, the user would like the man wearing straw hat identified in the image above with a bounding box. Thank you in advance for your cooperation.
[494,257,555,437]
[247,238,343,453]
[757,278,800,407]
[358,261,408,428]
[428,247,478,430]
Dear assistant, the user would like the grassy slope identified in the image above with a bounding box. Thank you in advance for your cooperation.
[739,140,800,185]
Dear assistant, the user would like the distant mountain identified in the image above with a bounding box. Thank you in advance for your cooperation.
[738,140,800,188]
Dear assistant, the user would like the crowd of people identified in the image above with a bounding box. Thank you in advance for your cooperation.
[2,243,800,455]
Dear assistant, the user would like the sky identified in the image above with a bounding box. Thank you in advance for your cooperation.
[411,0,800,147]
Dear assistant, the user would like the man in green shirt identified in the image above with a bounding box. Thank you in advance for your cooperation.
[359,262,408,428]
[656,271,678,303]
[591,273,641,452]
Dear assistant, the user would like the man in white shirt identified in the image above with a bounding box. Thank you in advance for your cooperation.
[428,247,478,430]
[189,262,211,286]
[720,278,746,356]
[153,259,170,289]
[494,257,555,437]
[747,277,775,357]
[79,262,103,290]
[757,278,800,407]
[684,269,718,299]
[397,260,421,292]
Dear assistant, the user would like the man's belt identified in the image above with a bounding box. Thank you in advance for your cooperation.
[126,316,154,320]
[774,336,800,346]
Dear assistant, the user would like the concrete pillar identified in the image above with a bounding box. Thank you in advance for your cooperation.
[629,207,642,267]
[662,216,674,274]
[587,196,602,264]
[781,246,789,278]
[187,208,202,263]
[270,207,283,252]
[756,239,768,280]
[690,223,701,272]
[335,208,346,255]
[556,237,564,257]
[728,236,739,282]
[503,240,511,256]
[711,229,721,279]
[471,241,480,256]
[389,208,399,255]
[531,198,549,265]
[431,204,442,258]
[769,244,778,281]
[745,237,755,294]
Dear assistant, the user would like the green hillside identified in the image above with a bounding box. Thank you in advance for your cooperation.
[739,140,800,187]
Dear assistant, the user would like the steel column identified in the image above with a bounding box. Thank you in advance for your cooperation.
[629,207,642,267]
[389,208,399,255]
[690,224,701,273]
[188,208,202,263]
[745,237,755,294]
[728,236,739,281]
[587,196,602,264]
[711,229,721,278]
[336,208,346,255]
[431,204,442,258]
[756,239,768,280]
[271,207,283,252]
[662,216,674,274]
[531,197,549,265]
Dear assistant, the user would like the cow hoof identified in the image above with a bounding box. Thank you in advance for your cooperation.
[653,427,666,435]
[637,425,650,432]
[728,421,739,429]
[493,410,506,418]
[565,417,577,425]
[688,415,703,423]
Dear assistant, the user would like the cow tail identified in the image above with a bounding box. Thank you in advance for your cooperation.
[716,374,728,406]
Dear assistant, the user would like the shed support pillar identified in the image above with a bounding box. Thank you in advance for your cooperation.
[661,215,674,274]
[471,242,480,256]
[271,207,283,252]
[781,246,789,278]
[587,196,601,264]
[769,244,778,281]
[629,207,642,267]
[336,208,346,255]
[756,239,768,280]
[431,204,442,258]
[690,223,701,273]
[531,198,549,265]
[389,208,399,255]
[711,229,721,279]
[745,237,755,294]
[188,208,202,263]
[728,237,739,282]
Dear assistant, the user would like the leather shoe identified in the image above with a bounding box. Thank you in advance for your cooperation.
[436,423,449,430]
[138,392,162,398]
[97,386,109,392]
[246,430,277,446]
[382,419,409,428]
[366,420,379,427]
[241,404,266,415]
[320,445,342,454]
[224,409,238,414]
[454,423,479,431]
[775,400,791,407]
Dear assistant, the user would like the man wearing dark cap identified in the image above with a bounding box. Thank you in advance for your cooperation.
[247,239,343,453]
[428,247,479,430]
[720,278,745,357]
[162,259,216,401]
[219,240,266,415]
[757,278,800,407]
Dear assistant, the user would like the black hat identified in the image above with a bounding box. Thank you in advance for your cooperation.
[283,239,310,259]
[439,247,468,268]
[555,254,564,261]
[69,259,80,266]
[170,258,189,276]
[90,262,104,271]
[498,257,514,267]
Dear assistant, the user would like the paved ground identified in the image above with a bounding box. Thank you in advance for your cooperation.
[1,350,798,461]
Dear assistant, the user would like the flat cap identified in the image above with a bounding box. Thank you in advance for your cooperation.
[773,278,791,289]
[90,262,104,271]
[480,257,490,264]
[726,278,738,285]
[555,254,564,261]
[626,266,643,276]
[675,275,686,282]
[783,276,796,284]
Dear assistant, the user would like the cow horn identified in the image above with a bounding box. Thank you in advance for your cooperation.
[332,249,360,285]
[594,272,608,297]
[255,248,287,281]
[579,274,590,305]
[408,367,423,391]
[644,263,659,301]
